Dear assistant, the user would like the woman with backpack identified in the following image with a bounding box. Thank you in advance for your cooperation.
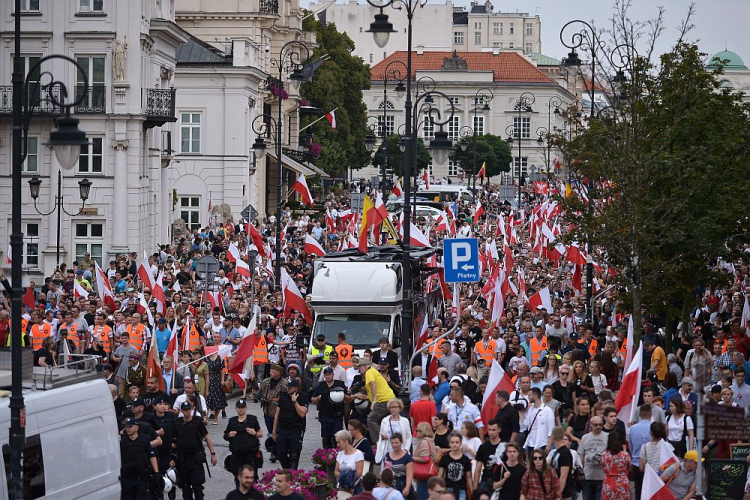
[666,398,694,458]
[520,448,561,500]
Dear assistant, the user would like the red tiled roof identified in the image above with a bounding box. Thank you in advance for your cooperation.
[371,51,553,83]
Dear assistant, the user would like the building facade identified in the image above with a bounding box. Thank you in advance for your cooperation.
[0,0,188,278]
[361,50,575,184]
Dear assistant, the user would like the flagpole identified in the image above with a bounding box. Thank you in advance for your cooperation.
[298,107,338,133]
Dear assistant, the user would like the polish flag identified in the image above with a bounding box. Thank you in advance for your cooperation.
[247,223,266,258]
[392,180,403,198]
[490,269,506,324]
[137,252,156,291]
[74,280,89,299]
[304,234,326,257]
[325,210,336,233]
[228,244,251,278]
[427,356,439,387]
[138,292,155,326]
[291,173,315,206]
[658,439,679,471]
[624,314,635,373]
[528,286,553,312]
[5,244,10,265]
[615,341,643,424]
[742,295,750,337]
[408,222,431,248]
[203,290,222,312]
[281,268,313,325]
[172,280,181,292]
[228,331,256,376]
[153,271,167,314]
[481,359,516,426]
[325,110,337,129]
[642,464,674,500]
[95,262,116,311]
[22,287,36,310]
[422,171,430,190]
[146,329,165,391]
[472,200,485,225]
[566,244,588,267]
[434,211,449,232]
[280,220,289,243]
[374,192,389,224]
[415,314,430,351]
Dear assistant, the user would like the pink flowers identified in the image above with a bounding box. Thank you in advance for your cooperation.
[312,447,338,467]
[255,468,335,500]
[268,86,289,100]
[309,143,322,158]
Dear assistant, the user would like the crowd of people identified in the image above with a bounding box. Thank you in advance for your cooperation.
[5,179,750,500]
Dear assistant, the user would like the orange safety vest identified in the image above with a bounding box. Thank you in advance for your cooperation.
[618,338,627,359]
[92,325,113,352]
[475,339,497,363]
[530,336,548,366]
[578,338,598,357]
[31,323,52,351]
[429,338,446,359]
[127,324,146,351]
[60,322,80,348]
[183,325,201,351]
[336,343,354,369]
[254,334,269,365]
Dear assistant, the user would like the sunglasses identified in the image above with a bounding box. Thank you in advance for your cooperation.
[533,457,544,461]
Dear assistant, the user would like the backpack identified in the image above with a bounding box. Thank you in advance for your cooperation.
[552,448,585,493]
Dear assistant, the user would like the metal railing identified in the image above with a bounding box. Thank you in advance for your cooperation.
[0,85,64,115]
[32,354,103,390]
[74,84,107,113]
[259,0,279,15]
[145,88,176,119]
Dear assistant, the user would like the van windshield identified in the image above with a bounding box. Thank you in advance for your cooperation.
[313,314,391,348]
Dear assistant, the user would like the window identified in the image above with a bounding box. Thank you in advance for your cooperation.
[448,116,460,140]
[474,32,481,45]
[493,23,501,35]
[19,0,40,12]
[15,56,41,104]
[422,119,434,140]
[22,136,38,173]
[525,42,533,54]
[378,100,395,110]
[75,56,106,111]
[79,0,104,12]
[509,42,514,49]
[474,22,481,29]
[473,116,485,136]
[514,157,528,177]
[454,32,464,45]
[179,197,201,231]
[79,137,103,173]
[526,23,533,35]
[180,113,202,154]
[24,222,39,267]
[448,96,460,106]
[448,160,460,176]
[427,159,433,176]
[369,54,373,63]
[513,117,530,138]
[3,434,45,498]
[359,27,362,33]
[74,222,104,266]
[377,115,394,137]
[493,41,503,49]
[509,23,514,34]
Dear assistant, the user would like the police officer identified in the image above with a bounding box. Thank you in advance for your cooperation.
[223,399,263,483]
[152,397,177,500]
[272,379,309,470]
[307,334,333,388]
[120,417,159,500]
[311,366,349,448]
[172,401,217,500]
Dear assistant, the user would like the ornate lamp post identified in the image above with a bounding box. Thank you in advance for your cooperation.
[11,0,92,491]
[376,61,408,191]
[505,91,535,209]
[470,88,492,191]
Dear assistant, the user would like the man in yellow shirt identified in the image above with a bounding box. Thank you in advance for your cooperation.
[354,357,395,444]
[646,340,668,381]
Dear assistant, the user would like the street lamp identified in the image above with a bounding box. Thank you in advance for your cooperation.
[376,61,408,192]
[28,173,93,268]
[505,91,536,209]
[470,88,493,191]
[10,2,93,490]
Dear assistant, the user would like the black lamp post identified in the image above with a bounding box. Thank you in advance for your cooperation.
[28,172,93,268]
[11,1,91,491]
[470,88,493,191]
[366,0,429,377]
[505,92,535,209]
[377,60,408,192]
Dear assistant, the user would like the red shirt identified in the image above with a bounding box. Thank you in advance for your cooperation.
[0,321,9,346]
[409,399,437,433]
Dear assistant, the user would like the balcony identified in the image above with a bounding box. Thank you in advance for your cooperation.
[143,88,176,130]
[0,85,64,115]
[74,84,107,114]
[259,0,279,15]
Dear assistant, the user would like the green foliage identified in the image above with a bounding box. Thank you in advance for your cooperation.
[300,15,371,177]
[448,134,513,178]
[560,43,750,324]
[371,134,431,177]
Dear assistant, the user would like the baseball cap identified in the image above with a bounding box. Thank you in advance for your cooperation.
[131,398,145,407]
[287,379,300,388]
[683,450,704,462]
[569,332,579,340]
[316,334,326,341]
[681,377,695,386]
[323,367,334,374]
[378,358,389,365]
[180,401,192,411]
[529,366,543,374]
[379,336,389,344]
[124,417,138,427]
[129,353,140,360]
[152,397,165,405]
[236,399,248,408]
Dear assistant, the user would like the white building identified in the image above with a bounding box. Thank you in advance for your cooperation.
[0,0,189,278]
[309,0,541,66]
[361,50,575,183]
[707,49,750,100]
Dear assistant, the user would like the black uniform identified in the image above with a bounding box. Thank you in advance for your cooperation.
[312,380,346,448]
[173,417,210,500]
[121,432,157,500]
[275,391,308,470]
[153,411,177,500]
[223,415,263,475]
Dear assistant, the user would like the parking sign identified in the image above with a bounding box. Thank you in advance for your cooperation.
[443,238,480,283]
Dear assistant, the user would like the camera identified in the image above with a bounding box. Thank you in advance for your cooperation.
[264,44,271,53]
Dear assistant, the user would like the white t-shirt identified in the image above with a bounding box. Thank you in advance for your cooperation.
[336,449,364,472]
[373,488,405,500]
[667,414,694,442]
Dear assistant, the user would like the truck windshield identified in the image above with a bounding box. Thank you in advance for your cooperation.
[314,314,391,347]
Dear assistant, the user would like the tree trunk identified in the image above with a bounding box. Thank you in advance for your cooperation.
[632,285,642,348]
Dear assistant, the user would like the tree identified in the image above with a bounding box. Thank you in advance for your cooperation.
[448,134,513,179]
[371,134,431,178]
[560,41,750,347]
[300,16,371,177]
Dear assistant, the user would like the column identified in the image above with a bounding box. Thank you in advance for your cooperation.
[111,139,129,254]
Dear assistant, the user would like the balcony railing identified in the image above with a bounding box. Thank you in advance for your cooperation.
[259,0,279,15]
[74,84,107,113]
[0,85,64,115]
[144,88,176,129]
[283,147,316,164]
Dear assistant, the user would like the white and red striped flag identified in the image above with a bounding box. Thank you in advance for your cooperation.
[481,360,515,426]
[615,341,643,424]
[304,234,326,257]
[642,464,674,500]
[137,252,156,291]
[291,173,315,206]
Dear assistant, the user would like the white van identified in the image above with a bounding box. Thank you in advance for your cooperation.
[415,184,474,202]
[0,375,121,499]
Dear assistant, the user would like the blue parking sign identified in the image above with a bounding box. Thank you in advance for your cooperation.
[443,238,480,283]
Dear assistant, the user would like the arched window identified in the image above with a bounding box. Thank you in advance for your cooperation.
[378,100,395,110]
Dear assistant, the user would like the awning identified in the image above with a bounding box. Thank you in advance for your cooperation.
[267,151,329,178]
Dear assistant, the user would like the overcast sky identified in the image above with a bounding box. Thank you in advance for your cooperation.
[302,0,749,63]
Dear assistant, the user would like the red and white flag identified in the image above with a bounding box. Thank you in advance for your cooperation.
[246,223,267,258]
[406,222,431,248]
[472,200,485,224]
[658,439,679,471]
[304,234,326,257]
[642,464,674,500]
[742,295,750,337]
[392,180,403,198]
[624,314,635,372]
[5,244,10,265]
[74,280,89,299]
[281,268,314,325]
[415,314,430,351]
[422,171,430,190]
[138,292,155,326]
[137,252,156,291]
[481,359,516,426]
[95,262,116,311]
[528,286,553,312]
[325,110,337,129]
[615,341,643,424]
[291,173,315,206]
[280,220,290,243]
[153,271,167,314]
[146,329,165,392]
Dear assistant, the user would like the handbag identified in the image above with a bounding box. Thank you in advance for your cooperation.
[413,459,437,481]
[223,378,234,394]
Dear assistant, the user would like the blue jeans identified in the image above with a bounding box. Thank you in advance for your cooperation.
[338,469,357,490]
[447,488,467,500]
[416,480,429,500]
[582,480,602,500]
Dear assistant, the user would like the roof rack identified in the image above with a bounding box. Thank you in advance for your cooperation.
[320,245,438,262]
[30,354,103,390]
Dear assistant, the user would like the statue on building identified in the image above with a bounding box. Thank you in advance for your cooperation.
[113,37,128,82]
[441,50,468,71]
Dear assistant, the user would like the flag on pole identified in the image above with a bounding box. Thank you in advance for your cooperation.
[304,234,326,257]
[325,110,337,129]
[137,252,156,291]
[423,171,430,190]
[415,315,430,351]
[281,268,314,325]
[528,286,553,312]
[74,280,89,299]
[153,271,167,314]
[392,180,403,197]
[481,360,516,427]
[247,223,267,258]
[147,328,165,392]
[358,196,376,253]
[95,262,117,311]
[642,464,674,500]
[658,439,679,471]
[477,162,486,181]
[5,244,10,265]
[472,200,485,224]
[615,341,643,424]
[290,173,315,206]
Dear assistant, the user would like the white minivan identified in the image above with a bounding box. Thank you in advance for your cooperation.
[415,184,474,202]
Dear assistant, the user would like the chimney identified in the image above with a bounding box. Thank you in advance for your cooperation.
[416,45,424,56]
[492,47,499,56]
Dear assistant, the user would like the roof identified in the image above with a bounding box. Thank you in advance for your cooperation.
[583,79,605,92]
[371,51,553,83]
[470,5,488,13]
[708,50,747,70]
[528,53,561,67]
[176,36,232,65]
[453,12,468,25]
